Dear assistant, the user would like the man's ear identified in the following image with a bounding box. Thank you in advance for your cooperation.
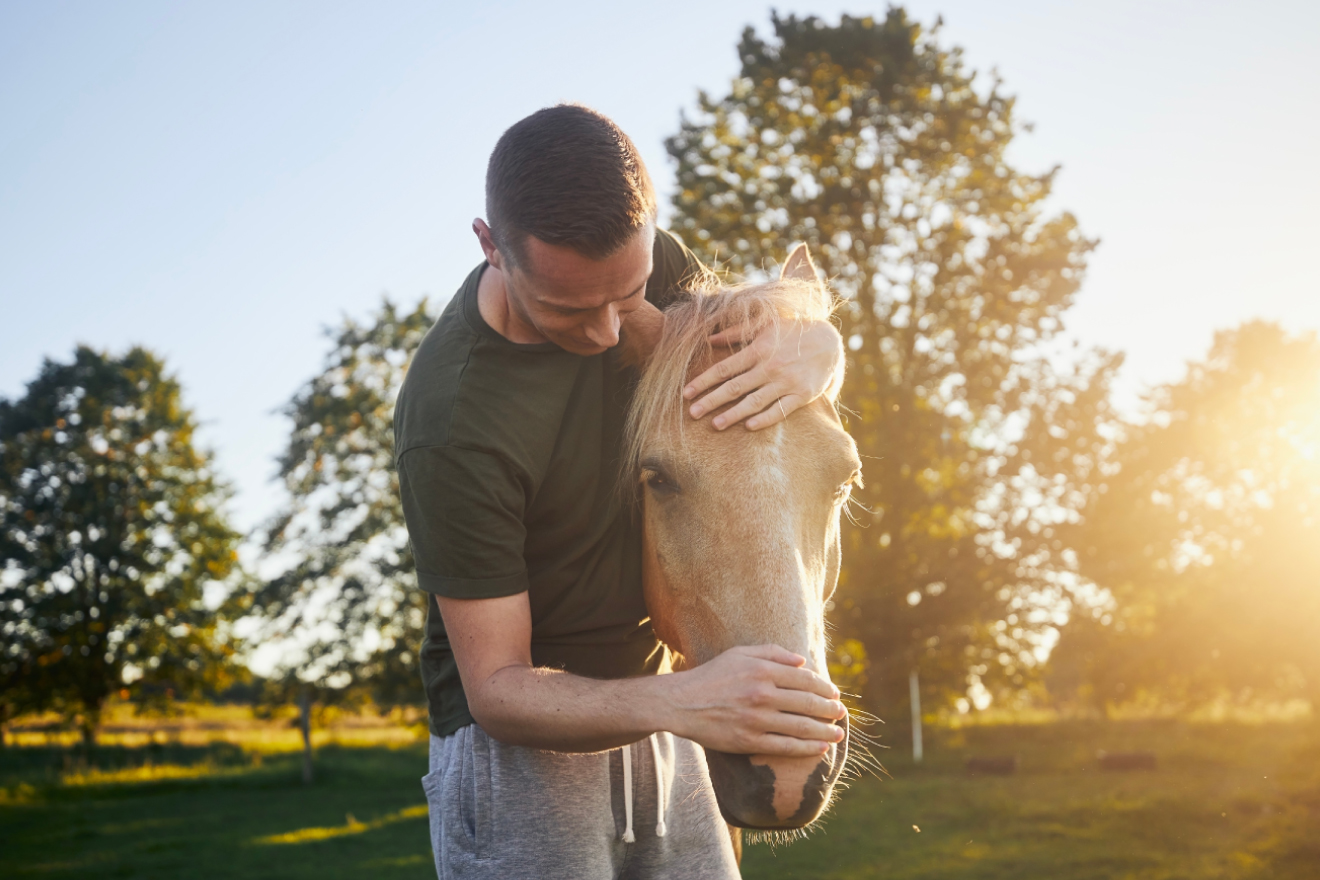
[473,219,504,270]
[617,299,666,370]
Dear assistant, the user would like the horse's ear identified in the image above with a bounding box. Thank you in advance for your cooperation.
[781,244,818,284]
[782,244,831,314]
[617,298,665,370]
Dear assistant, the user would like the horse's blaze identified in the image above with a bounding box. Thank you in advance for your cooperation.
[623,255,860,836]
[705,716,849,830]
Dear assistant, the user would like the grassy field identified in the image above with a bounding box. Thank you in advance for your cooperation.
[1,718,1316,879]
[5,703,427,750]
[743,719,1320,879]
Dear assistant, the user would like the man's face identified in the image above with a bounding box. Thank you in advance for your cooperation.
[502,225,655,356]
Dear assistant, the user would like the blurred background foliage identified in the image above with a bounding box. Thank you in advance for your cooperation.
[250,300,434,709]
[1054,321,1320,714]
[0,348,241,744]
[666,8,1122,721]
[1,8,1316,745]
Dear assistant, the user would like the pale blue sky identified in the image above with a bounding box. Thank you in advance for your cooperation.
[3,0,1317,530]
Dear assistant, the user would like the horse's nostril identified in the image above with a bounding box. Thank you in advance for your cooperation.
[705,715,849,830]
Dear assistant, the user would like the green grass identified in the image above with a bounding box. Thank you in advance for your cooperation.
[1,720,1316,879]
[742,720,1320,879]
[0,743,435,879]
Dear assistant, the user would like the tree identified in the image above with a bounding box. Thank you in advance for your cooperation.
[0,347,240,745]
[1054,322,1320,713]
[667,10,1120,718]
[251,300,434,714]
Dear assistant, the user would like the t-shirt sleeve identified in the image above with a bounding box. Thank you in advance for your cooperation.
[398,445,530,599]
[646,228,706,310]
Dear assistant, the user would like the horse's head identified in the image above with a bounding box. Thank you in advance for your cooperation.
[622,246,861,831]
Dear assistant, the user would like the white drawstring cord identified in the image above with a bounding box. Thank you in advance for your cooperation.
[621,742,636,843]
[650,733,667,838]
[620,734,668,843]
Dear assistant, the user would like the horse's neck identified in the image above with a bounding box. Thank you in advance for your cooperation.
[664,647,691,673]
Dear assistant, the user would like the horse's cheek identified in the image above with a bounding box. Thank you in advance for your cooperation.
[642,513,686,654]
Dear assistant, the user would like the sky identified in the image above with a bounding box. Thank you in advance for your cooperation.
[2,0,1317,532]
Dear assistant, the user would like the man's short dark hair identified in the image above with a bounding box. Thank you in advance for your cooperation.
[486,104,656,267]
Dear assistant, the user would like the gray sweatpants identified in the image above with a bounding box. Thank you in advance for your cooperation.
[423,725,741,879]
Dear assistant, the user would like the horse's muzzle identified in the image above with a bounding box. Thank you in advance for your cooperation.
[704,714,849,830]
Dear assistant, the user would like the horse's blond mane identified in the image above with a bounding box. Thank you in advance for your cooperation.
[623,277,834,486]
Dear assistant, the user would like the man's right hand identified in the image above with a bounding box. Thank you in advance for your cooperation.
[658,644,846,757]
[439,592,845,756]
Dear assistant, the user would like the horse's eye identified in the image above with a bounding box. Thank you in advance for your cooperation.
[644,470,680,496]
[834,470,862,501]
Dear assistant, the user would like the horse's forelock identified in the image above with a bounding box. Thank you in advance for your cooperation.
[622,278,835,493]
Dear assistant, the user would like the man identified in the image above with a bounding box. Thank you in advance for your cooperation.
[394,104,846,879]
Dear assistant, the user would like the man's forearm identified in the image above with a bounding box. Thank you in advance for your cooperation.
[470,663,671,752]
[440,593,843,756]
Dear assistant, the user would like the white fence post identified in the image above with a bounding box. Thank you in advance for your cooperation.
[909,669,923,763]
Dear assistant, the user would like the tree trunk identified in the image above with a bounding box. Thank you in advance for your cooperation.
[80,701,102,753]
[298,685,314,785]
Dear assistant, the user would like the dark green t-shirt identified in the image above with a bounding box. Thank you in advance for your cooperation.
[394,229,702,737]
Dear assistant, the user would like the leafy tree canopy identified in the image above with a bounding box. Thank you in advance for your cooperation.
[0,347,239,742]
[250,300,433,707]
[667,9,1121,715]
[1055,322,1320,711]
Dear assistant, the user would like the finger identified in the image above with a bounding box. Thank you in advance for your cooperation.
[737,644,806,667]
[746,733,833,758]
[743,392,806,431]
[768,690,848,721]
[765,663,841,699]
[691,365,772,421]
[707,326,754,347]
[751,684,846,721]
[711,384,779,431]
[683,345,760,402]
[756,711,844,744]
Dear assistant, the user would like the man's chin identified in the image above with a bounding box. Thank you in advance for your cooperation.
[556,340,612,357]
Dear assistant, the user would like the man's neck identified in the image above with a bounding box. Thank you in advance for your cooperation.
[477,264,548,344]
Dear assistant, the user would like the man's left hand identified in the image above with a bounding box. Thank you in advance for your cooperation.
[683,320,844,430]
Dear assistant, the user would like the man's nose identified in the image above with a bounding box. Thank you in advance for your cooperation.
[584,306,622,348]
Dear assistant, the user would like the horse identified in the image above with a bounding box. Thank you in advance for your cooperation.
[619,245,864,850]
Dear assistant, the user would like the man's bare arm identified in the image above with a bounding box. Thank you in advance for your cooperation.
[439,593,846,755]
